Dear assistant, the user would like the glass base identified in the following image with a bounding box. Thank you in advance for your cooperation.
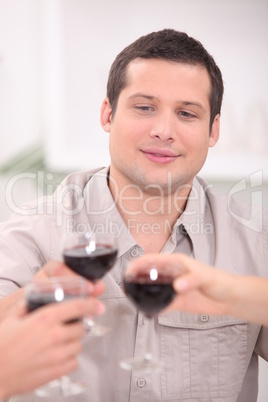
[84,318,111,337]
[120,357,165,373]
[35,376,86,398]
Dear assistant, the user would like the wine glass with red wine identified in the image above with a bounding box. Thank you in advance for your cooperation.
[120,264,178,372]
[62,231,118,336]
[25,277,88,397]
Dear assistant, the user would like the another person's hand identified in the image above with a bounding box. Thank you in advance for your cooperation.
[166,254,237,316]
[0,296,104,399]
[127,253,235,316]
[128,253,268,325]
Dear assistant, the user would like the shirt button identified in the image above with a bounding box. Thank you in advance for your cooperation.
[130,248,139,258]
[137,378,146,388]
[200,314,209,322]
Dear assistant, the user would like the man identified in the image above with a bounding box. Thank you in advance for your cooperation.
[0,29,267,401]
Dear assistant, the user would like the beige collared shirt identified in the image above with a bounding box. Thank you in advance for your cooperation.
[0,167,268,402]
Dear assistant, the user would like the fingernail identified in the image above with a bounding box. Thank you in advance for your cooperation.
[86,282,94,294]
[174,278,188,292]
[95,301,106,315]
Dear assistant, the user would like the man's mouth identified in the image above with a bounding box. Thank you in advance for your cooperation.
[142,148,179,164]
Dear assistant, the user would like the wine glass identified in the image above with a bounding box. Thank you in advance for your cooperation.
[62,231,118,336]
[25,277,88,397]
[120,263,179,372]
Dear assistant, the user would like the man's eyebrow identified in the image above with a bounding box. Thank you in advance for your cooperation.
[179,100,206,111]
[128,93,158,100]
[128,94,206,111]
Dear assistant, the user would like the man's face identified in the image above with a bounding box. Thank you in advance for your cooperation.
[101,59,219,194]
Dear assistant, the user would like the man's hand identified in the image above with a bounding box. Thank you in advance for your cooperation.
[35,260,105,298]
[0,296,104,398]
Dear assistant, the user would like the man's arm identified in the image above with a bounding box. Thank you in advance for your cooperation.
[0,260,105,320]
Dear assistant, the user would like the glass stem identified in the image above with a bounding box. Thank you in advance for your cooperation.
[144,317,153,362]
[60,376,71,397]
[84,317,95,329]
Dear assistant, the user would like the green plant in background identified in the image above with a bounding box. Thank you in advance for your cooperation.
[0,143,45,174]
[0,143,69,196]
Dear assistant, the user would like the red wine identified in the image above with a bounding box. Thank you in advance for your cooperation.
[63,245,118,281]
[124,273,176,318]
[27,294,80,323]
[27,293,63,312]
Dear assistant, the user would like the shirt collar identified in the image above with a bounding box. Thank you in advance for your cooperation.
[83,167,136,257]
[83,170,215,264]
[175,176,215,265]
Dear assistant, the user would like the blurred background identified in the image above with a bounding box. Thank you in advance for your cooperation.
[0,0,267,399]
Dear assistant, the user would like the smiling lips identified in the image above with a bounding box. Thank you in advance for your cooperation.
[142,148,179,164]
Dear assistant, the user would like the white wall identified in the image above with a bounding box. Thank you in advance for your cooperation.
[41,0,268,181]
[0,0,43,165]
[1,0,267,180]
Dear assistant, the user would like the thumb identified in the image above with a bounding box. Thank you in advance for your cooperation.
[9,300,28,318]
[173,274,198,293]
[172,255,212,294]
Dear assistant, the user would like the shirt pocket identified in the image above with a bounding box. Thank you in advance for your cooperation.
[158,312,248,400]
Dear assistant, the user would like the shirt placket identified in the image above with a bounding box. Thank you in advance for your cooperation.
[129,312,153,401]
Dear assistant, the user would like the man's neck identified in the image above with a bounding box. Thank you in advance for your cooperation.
[108,173,192,252]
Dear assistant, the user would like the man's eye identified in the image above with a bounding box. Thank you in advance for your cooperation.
[179,111,196,118]
[135,106,153,112]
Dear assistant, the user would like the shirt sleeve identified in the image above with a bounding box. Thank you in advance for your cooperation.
[0,204,53,298]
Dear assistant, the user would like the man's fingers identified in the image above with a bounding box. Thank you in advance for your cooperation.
[35,261,105,297]
[35,261,69,279]
[30,298,105,325]
[90,280,105,297]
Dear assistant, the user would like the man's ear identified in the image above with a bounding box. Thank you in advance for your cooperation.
[100,97,112,132]
[209,114,220,148]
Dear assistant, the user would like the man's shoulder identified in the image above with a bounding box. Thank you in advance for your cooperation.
[196,175,266,210]
[57,167,106,190]
[196,176,267,233]
[3,167,107,219]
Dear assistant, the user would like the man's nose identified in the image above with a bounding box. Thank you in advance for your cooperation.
[149,112,175,142]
